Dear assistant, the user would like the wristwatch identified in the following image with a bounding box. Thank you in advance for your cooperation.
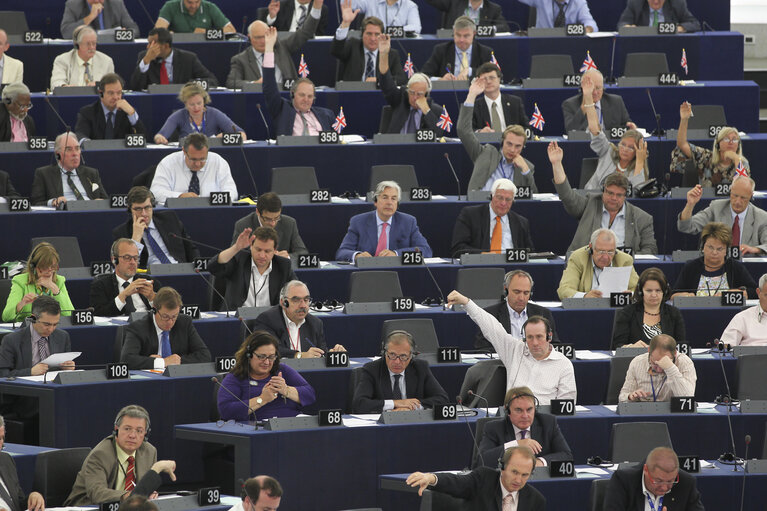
[256,397,263,405]
[295,352,302,359]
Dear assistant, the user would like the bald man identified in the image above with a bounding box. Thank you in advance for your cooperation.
[561,69,634,133]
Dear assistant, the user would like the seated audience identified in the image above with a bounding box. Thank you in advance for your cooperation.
[51,26,114,88]
[557,228,640,299]
[352,330,448,413]
[218,331,316,420]
[0,30,24,85]
[612,267,685,349]
[154,82,244,144]
[618,0,701,33]
[30,132,109,207]
[61,0,140,38]
[120,287,212,369]
[672,222,757,298]
[619,334,696,402]
[232,192,308,257]
[0,83,35,142]
[336,180,433,262]
[2,242,74,322]
[0,171,20,200]
[424,0,510,32]
[671,102,749,187]
[75,73,146,141]
[461,78,536,192]
[471,62,528,132]
[130,28,219,90]
[549,142,657,254]
[347,0,422,34]
[236,477,283,511]
[0,415,45,510]
[561,69,633,133]
[720,273,767,346]
[520,0,597,32]
[421,16,492,80]
[155,0,235,33]
[259,0,328,35]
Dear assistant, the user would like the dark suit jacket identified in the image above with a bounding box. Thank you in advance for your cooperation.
[231,212,308,254]
[474,301,559,350]
[0,452,27,511]
[331,37,406,86]
[451,203,534,255]
[263,66,335,137]
[112,210,200,267]
[561,92,632,133]
[472,93,528,131]
[618,0,701,33]
[0,104,36,142]
[352,357,448,413]
[425,0,510,31]
[672,256,757,298]
[611,301,686,349]
[0,325,71,377]
[89,273,162,317]
[335,210,433,261]
[30,164,108,205]
[421,40,493,78]
[433,467,546,511]
[0,170,20,198]
[604,464,703,511]
[130,47,218,90]
[257,0,328,35]
[206,252,297,309]
[476,414,572,468]
[379,69,445,135]
[250,305,327,357]
[60,0,139,38]
[74,100,146,141]
[120,313,211,369]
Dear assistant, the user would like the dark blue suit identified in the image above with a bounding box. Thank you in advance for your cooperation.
[335,211,433,262]
[263,65,335,137]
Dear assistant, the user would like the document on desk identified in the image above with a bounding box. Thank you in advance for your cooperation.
[594,267,632,295]
[575,350,611,360]
[344,415,380,427]
[41,352,81,366]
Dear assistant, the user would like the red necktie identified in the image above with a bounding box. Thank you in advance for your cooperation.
[124,456,136,491]
[160,61,170,85]
[732,216,741,246]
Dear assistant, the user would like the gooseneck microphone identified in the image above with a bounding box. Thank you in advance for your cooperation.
[134,0,157,27]
[607,36,617,85]
[646,89,663,138]
[712,339,742,470]
[444,152,462,200]
[457,395,486,469]
[740,434,751,511]
[211,376,258,427]
[194,269,231,317]
[467,389,490,417]
[231,124,259,198]
[239,316,254,336]
[445,64,462,114]
[168,232,226,254]
[255,104,272,144]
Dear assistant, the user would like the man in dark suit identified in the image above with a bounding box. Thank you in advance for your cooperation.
[604,446,704,510]
[474,270,558,350]
[226,2,321,89]
[60,0,140,38]
[0,83,36,142]
[207,226,297,310]
[476,386,572,468]
[618,0,700,33]
[0,416,45,511]
[30,132,109,207]
[129,27,218,90]
[352,330,448,413]
[260,0,328,35]
[407,446,546,510]
[120,287,211,370]
[421,16,492,80]
[250,280,345,358]
[231,192,308,256]
[452,178,534,255]
[426,0,509,31]
[561,69,634,133]
[471,62,527,131]
[331,7,406,87]
[90,238,161,316]
[0,296,75,377]
[112,186,200,267]
[75,73,145,141]
[0,171,20,199]
[336,180,433,262]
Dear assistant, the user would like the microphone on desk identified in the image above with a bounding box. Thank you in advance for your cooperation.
[456,395,486,470]
[134,0,157,28]
[445,64,462,114]
[231,124,259,199]
[646,89,663,138]
[740,434,751,511]
[239,316,254,336]
[211,376,258,426]
[660,172,671,254]
[467,389,490,418]
[711,338,742,470]
[194,269,231,318]
[444,153,462,200]
[168,232,227,254]
[421,261,447,310]
[43,95,73,153]
[606,36,617,85]
[255,104,272,145]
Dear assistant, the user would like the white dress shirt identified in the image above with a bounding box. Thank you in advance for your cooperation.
[152,314,167,370]
[245,260,272,307]
[50,49,114,88]
[282,308,305,351]
[115,274,150,313]
[506,302,527,339]
[601,203,626,247]
[151,150,238,205]
[720,305,767,346]
[483,94,506,131]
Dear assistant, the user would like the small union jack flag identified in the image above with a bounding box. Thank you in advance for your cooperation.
[680,48,688,75]
[735,160,748,177]
[332,107,347,133]
[436,105,453,133]
[579,51,597,73]
[529,103,545,131]
[490,51,501,71]
[403,53,414,78]
[298,54,310,78]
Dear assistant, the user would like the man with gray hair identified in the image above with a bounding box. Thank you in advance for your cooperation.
[0,30,24,85]
[336,180,432,262]
[720,273,767,346]
[561,69,634,133]
[422,16,492,80]
[51,25,114,88]
[452,178,534,256]
[558,228,639,299]
[0,415,45,511]
[619,333,696,402]
[679,175,767,254]
[0,82,35,142]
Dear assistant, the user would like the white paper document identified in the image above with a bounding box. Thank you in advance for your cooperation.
[595,266,632,295]
[41,352,81,366]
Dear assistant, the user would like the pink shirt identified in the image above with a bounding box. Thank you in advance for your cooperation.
[263,52,322,136]
[10,116,27,142]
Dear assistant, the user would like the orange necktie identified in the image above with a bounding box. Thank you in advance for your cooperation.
[490,216,502,253]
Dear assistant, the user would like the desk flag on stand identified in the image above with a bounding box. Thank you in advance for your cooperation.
[298,54,310,78]
[332,107,347,133]
[579,51,597,72]
[437,105,453,133]
[529,103,545,131]
[403,53,414,78]
[680,48,688,75]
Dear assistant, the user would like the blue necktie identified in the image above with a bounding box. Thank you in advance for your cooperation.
[160,330,171,358]
[98,12,105,30]
[105,111,114,139]
[188,172,200,195]
[145,228,171,264]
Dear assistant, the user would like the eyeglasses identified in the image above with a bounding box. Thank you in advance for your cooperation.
[722,138,739,144]
[594,250,616,256]
[407,90,426,98]
[131,205,153,213]
[603,190,626,199]
[260,214,281,225]
[118,255,140,262]
[703,245,726,254]
[644,465,679,487]
[288,296,312,305]
[119,426,146,436]
[618,143,636,152]
[385,352,412,362]
[253,353,278,362]
[13,101,33,110]
[493,195,514,203]
[158,312,179,321]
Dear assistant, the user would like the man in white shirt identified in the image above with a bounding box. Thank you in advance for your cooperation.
[720,273,767,346]
[0,30,24,85]
[151,133,238,205]
[447,289,576,404]
[619,334,697,402]
[51,25,114,88]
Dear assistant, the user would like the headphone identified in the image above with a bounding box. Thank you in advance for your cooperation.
[98,76,125,98]
[380,329,417,356]
[502,270,534,299]
[72,26,92,49]
[244,333,281,369]
[587,455,612,467]
[127,190,157,216]
[113,405,152,438]
[1,97,11,105]
[27,314,37,324]
[502,389,540,417]
[520,316,553,344]
[289,78,315,103]
[634,271,670,302]
[714,128,741,152]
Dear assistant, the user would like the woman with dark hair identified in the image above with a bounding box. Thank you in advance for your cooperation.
[611,267,685,349]
[217,331,315,420]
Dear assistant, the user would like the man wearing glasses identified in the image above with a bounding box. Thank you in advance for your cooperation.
[549,142,657,254]
[0,82,36,142]
[90,239,162,316]
[232,193,308,258]
[619,334,696,403]
[352,330,448,413]
[251,280,345,358]
[112,186,200,267]
[120,287,211,370]
[604,446,704,510]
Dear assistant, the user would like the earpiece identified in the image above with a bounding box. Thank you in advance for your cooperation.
[2,97,11,105]
[380,329,416,354]
[56,153,62,161]
[282,298,290,309]
[520,317,553,343]
[28,314,37,324]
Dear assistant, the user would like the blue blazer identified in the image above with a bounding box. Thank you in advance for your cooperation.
[263,65,335,137]
[335,210,433,261]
